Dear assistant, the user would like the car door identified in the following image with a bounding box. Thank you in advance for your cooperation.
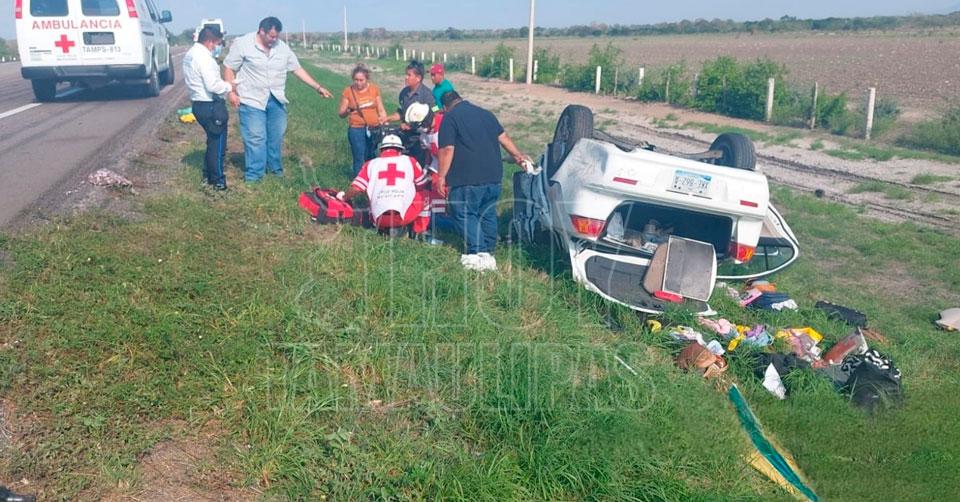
[143,0,168,70]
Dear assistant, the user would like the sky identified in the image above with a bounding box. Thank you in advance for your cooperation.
[3,0,960,39]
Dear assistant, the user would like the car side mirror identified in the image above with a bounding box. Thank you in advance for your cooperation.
[159,10,172,23]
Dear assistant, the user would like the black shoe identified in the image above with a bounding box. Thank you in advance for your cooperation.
[213,184,228,191]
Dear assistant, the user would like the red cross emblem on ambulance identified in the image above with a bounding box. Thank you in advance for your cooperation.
[54,34,76,54]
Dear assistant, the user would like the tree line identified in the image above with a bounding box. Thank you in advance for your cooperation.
[350,11,960,41]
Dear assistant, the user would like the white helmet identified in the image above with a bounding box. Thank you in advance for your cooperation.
[404,102,430,125]
[379,134,404,151]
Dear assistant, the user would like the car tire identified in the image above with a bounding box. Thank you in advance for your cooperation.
[31,79,57,102]
[709,133,756,171]
[548,104,594,178]
[143,63,161,97]
[159,54,175,86]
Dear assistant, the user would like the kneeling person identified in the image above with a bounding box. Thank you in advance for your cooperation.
[339,135,430,237]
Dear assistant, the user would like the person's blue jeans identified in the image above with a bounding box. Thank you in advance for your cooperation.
[239,94,288,182]
[347,126,373,176]
[447,183,501,254]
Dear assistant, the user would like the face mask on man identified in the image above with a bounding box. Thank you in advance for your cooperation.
[212,45,223,58]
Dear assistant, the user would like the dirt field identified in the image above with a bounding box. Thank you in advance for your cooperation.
[403,30,960,120]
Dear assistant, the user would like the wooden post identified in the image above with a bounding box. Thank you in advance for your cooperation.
[533,59,539,82]
[665,74,671,103]
[765,78,775,122]
[865,87,877,140]
[403,48,407,60]
[431,51,435,62]
[509,58,515,82]
[693,73,699,99]
[471,56,476,75]
[638,66,645,88]
[443,53,447,63]
[595,66,602,94]
[810,82,819,129]
[421,50,425,61]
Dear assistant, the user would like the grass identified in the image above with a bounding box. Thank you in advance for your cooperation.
[683,122,801,146]
[3,58,960,500]
[911,173,953,185]
[825,139,960,164]
[848,180,914,200]
[809,139,825,151]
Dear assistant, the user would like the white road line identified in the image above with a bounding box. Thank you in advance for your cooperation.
[0,103,42,120]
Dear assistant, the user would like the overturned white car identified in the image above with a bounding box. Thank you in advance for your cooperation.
[512,105,800,315]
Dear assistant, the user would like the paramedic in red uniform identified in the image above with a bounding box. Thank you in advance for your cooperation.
[338,135,431,236]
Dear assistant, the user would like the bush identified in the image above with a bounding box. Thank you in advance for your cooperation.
[560,43,622,93]
[694,57,788,121]
[898,105,960,156]
[532,48,561,84]
[477,43,515,80]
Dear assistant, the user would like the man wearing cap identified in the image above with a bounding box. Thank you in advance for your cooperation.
[429,64,454,112]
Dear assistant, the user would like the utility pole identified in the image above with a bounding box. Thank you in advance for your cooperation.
[525,0,536,85]
[343,4,348,52]
[302,20,306,47]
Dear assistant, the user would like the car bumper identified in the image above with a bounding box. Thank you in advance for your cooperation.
[21,65,148,80]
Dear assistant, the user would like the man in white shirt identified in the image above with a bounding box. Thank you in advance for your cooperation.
[223,17,333,183]
[183,27,233,190]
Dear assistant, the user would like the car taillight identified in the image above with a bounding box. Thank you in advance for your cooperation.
[125,0,138,18]
[729,241,756,263]
[15,0,22,19]
[570,215,605,238]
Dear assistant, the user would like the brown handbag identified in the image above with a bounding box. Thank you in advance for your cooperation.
[677,343,728,378]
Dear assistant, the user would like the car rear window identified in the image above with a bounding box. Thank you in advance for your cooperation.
[30,0,69,17]
[81,0,120,16]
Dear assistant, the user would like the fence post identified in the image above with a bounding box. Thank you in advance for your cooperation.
[471,56,476,75]
[431,51,435,62]
[865,87,877,140]
[595,66,602,94]
[638,66,645,88]
[509,58,514,82]
[443,53,447,63]
[693,73,699,99]
[765,78,775,122]
[533,59,539,82]
[665,74,671,103]
[421,50,425,61]
[810,82,819,129]
[403,48,407,60]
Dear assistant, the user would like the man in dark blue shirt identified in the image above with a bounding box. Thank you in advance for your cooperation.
[437,91,531,272]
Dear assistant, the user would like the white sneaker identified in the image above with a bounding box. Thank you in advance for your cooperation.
[460,254,482,270]
[477,252,497,272]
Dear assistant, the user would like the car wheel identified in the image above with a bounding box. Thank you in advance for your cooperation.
[159,54,175,86]
[548,105,594,178]
[143,63,161,97]
[31,79,57,102]
[709,133,756,171]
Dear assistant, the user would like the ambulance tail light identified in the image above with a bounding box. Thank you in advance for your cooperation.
[570,215,605,238]
[125,0,139,18]
[15,0,23,19]
[729,241,756,263]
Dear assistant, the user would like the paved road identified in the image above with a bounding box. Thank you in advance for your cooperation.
[0,56,187,227]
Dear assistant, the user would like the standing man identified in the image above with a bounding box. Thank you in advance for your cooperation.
[385,60,435,166]
[223,17,333,183]
[183,27,233,191]
[437,91,532,272]
[428,64,454,112]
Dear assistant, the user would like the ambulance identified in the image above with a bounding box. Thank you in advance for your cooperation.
[15,0,175,101]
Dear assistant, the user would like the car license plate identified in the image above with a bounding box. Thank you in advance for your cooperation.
[671,170,711,196]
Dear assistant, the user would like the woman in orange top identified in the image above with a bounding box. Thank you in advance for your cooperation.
[338,64,388,175]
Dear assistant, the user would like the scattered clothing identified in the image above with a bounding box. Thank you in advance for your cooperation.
[750,292,798,311]
[815,301,868,327]
[762,364,787,400]
[776,328,823,363]
[836,350,903,413]
[698,317,735,337]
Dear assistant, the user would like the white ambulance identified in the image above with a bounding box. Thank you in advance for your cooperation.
[15,0,174,101]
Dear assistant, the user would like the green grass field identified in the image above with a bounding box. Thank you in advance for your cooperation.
[1,61,959,500]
